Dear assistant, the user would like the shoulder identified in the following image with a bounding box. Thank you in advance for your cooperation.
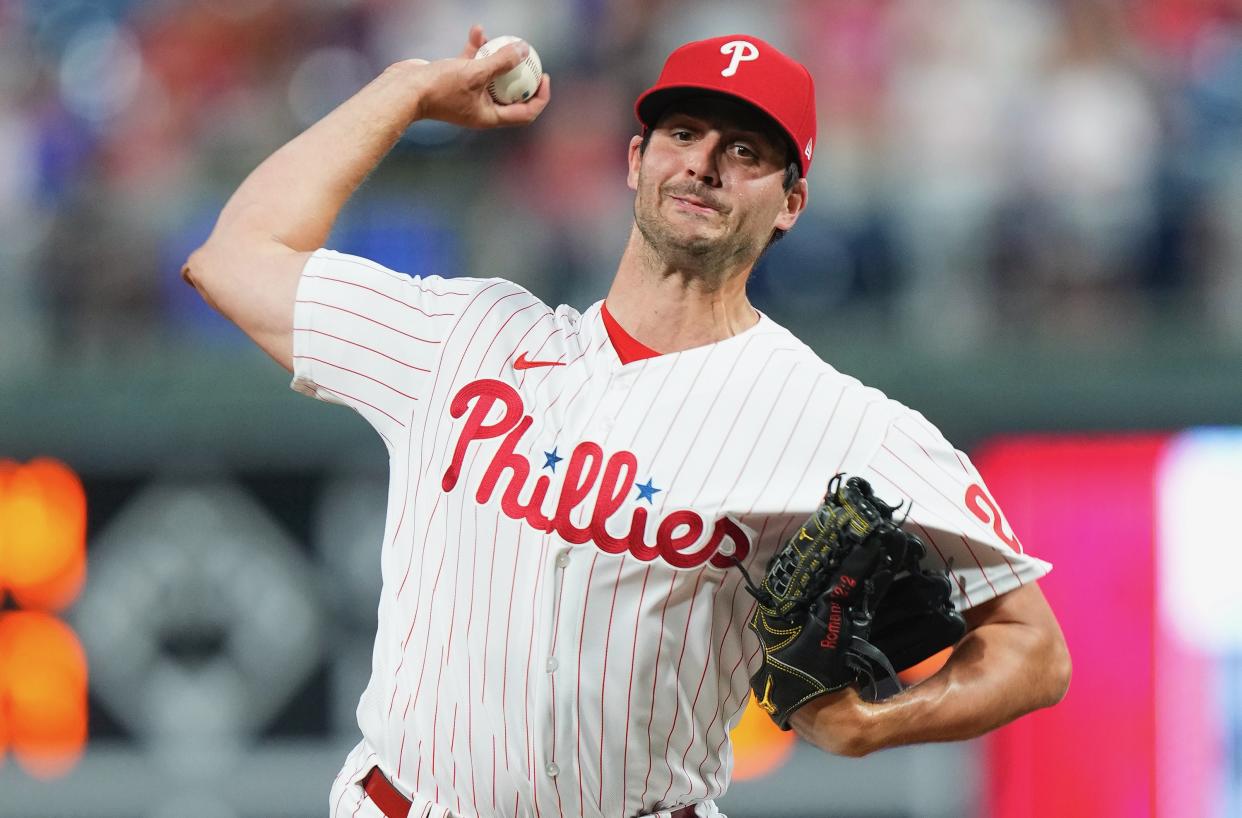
[452,278,573,325]
[753,315,905,411]
[300,248,506,314]
[751,315,949,454]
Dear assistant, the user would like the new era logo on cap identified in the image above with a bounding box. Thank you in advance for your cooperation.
[635,35,817,174]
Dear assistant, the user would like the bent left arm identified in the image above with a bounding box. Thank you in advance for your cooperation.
[789,582,1071,757]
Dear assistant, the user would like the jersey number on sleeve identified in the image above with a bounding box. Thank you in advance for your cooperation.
[964,483,1022,552]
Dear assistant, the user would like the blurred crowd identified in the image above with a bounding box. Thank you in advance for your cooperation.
[1,0,1241,370]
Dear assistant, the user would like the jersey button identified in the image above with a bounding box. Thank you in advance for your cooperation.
[545,762,559,777]
[546,657,559,672]
[555,553,570,568]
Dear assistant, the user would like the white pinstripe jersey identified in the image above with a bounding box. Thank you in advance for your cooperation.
[292,249,1052,818]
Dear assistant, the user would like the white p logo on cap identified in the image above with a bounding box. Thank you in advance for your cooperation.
[719,40,760,77]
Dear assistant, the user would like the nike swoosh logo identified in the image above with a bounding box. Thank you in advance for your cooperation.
[514,352,566,370]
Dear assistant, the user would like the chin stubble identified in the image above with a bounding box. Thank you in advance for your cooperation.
[633,189,756,280]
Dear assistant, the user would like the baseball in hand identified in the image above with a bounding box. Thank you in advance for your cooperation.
[474,35,542,104]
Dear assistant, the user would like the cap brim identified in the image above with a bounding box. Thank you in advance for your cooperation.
[637,86,760,129]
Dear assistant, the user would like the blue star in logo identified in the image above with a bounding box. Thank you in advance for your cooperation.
[634,477,662,504]
[543,448,564,472]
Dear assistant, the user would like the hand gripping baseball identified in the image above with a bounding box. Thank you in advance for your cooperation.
[407,25,550,128]
[733,475,966,729]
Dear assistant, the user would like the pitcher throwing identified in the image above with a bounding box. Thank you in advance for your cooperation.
[182,26,1070,818]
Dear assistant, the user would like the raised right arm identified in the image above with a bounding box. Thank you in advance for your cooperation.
[181,26,550,372]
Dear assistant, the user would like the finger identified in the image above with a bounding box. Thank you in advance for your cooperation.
[492,73,551,126]
[476,39,530,81]
[458,24,486,59]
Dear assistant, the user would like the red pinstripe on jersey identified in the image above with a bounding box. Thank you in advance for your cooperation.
[326,254,474,298]
[619,565,652,818]
[294,327,431,371]
[297,300,442,343]
[294,249,1053,818]
[663,366,814,803]
[305,274,460,316]
[313,384,405,428]
[387,277,509,555]
[294,355,420,400]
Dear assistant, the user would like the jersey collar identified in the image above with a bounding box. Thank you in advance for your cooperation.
[600,301,663,364]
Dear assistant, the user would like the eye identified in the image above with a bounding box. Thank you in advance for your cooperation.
[732,143,758,160]
[671,129,694,141]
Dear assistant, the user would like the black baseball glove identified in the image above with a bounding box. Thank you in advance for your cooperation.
[733,474,966,729]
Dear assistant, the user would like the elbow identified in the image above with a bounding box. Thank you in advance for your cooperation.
[1042,631,1072,708]
[181,242,229,308]
[181,244,211,293]
[1053,644,1072,704]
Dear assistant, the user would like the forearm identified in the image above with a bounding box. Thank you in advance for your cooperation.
[790,616,1070,757]
[207,60,426,251]
[865,621,1068,749]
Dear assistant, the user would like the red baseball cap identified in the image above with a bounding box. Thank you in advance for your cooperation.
[635,35,817,175]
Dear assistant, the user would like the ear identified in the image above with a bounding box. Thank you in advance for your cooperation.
[626,134,644,192]
[774,177,809,232]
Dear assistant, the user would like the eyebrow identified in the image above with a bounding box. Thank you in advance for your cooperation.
[661,112,779,146]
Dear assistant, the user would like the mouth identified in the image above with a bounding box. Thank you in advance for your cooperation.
[668,195,723,216]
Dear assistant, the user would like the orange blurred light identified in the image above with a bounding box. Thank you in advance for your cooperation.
[0,458,87,612]
[897,646,953,687]
[0,610,89,778]
[728,693,796,781]
[10,547,86,613]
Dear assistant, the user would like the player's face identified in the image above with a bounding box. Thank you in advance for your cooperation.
[627,96,807,281]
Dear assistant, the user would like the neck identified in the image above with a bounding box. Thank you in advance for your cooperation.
[605,225,760,354]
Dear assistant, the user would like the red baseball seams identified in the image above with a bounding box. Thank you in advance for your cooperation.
[442,378,752,569]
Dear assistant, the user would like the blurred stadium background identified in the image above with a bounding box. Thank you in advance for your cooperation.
[1,0,1240,816]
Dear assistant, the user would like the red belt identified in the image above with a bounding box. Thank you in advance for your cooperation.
[362,767,412,817]
[361,766,696,818]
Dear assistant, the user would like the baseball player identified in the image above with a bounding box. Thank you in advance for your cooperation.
[182,27,1070,818]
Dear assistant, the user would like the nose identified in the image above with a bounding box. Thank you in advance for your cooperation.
[682,134,723,187]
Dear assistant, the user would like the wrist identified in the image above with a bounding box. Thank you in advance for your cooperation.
[789,688,877,758]
[852,697,883,755]
[384,58,432,122]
